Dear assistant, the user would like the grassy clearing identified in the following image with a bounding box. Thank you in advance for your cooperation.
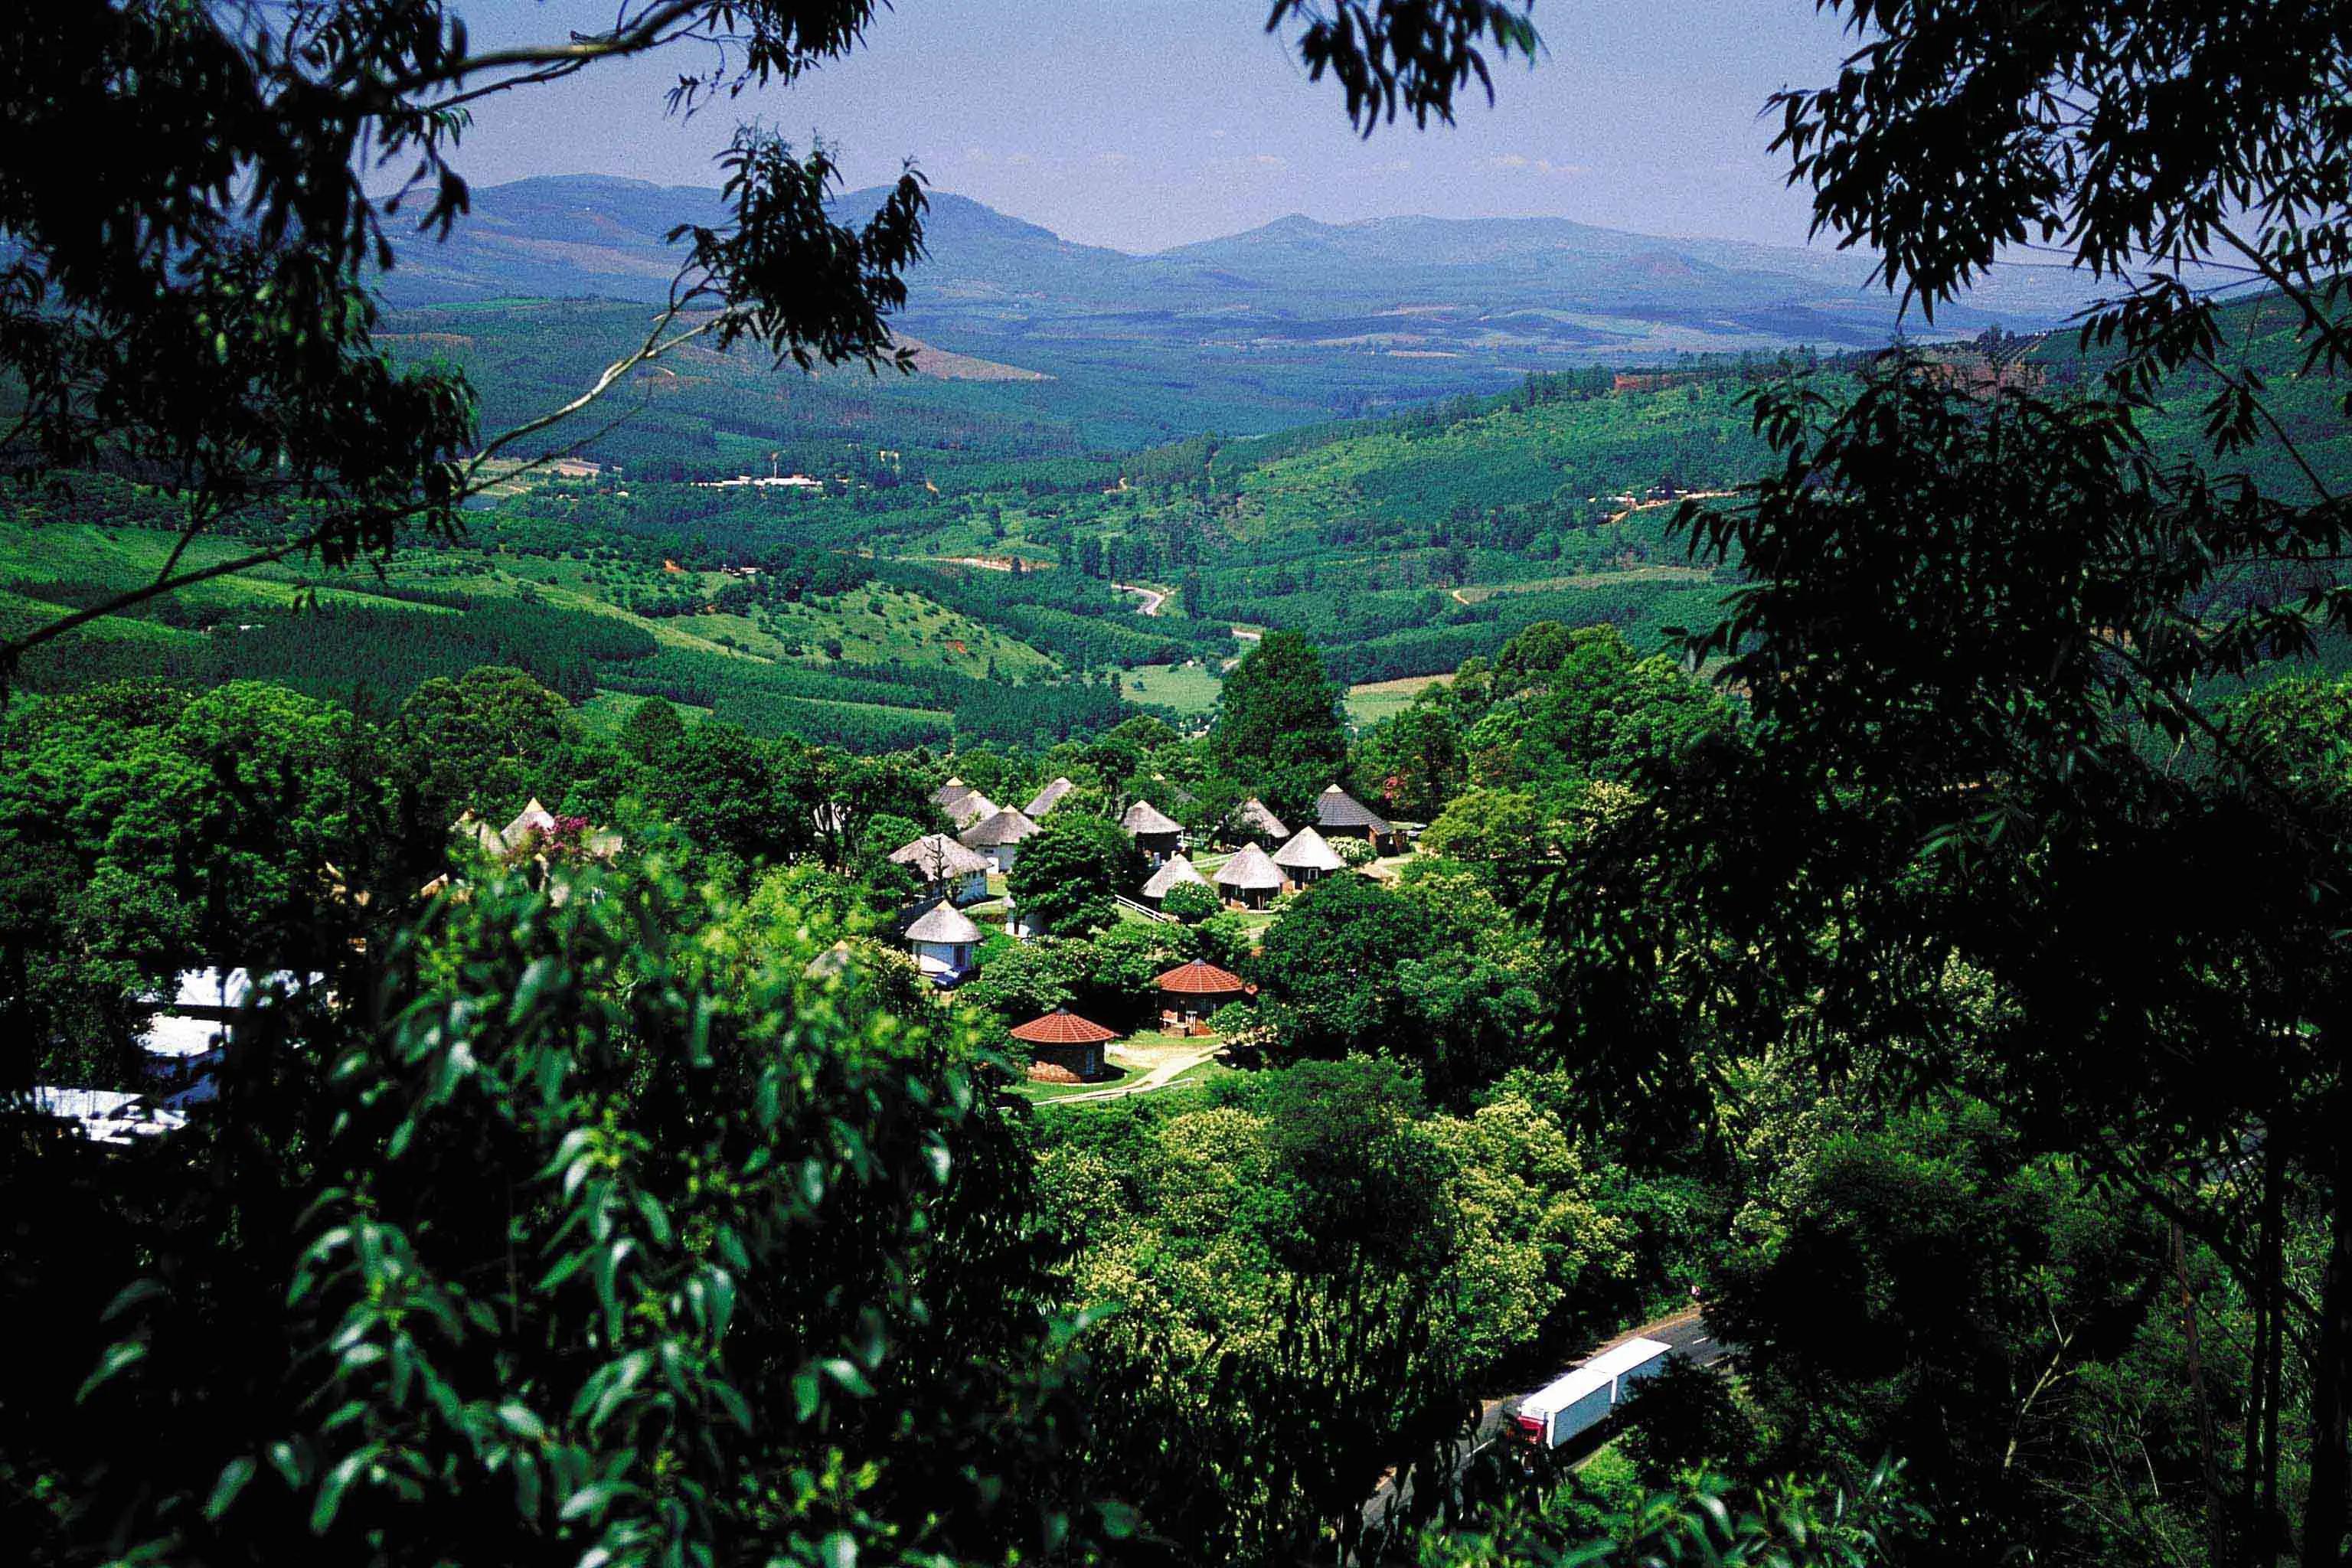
[1347,670,1455,726]
[577,689,713,736]
[1120,659,1223,718]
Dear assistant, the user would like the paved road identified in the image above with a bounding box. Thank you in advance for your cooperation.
[1113,582,1166,616]
[1360,1308,1726,1537]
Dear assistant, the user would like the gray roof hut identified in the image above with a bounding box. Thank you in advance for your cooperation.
[1313,784,1394,838]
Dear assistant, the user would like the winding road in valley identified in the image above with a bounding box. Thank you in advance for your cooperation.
[1113,582,1167,616]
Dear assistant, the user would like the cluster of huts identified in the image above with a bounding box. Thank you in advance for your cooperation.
[1001,956,1259,1084]
[891,776,1406,987]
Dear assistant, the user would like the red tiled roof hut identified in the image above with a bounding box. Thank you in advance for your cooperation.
[1010,1008,1121,1081]
[1154,959,1255,1032]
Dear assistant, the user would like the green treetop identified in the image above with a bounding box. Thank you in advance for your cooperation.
[1207,630,1348,822]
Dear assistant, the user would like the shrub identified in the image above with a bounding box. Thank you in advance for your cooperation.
[1161,881,1221,922]
[1207,1001,1257,1038]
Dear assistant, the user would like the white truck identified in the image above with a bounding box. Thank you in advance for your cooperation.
[1509,1336,1674,1449]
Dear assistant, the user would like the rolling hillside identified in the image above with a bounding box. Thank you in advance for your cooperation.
[0,481,1189,752]
[24,291,2339,749]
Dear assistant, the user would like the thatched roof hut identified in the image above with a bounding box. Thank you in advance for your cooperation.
[890,833,991,880]
[1024,776,1076,818]
[948,791,1000,828]
[1272,825,1345,875]
[1120,799,1184,838]
[904,903,983,945]
[961,807,1041,849]
[1142,854,1210,900]
[1231,797,1289,845]
[1214,842,1283,892]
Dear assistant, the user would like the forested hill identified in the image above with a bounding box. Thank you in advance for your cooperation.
[373,175,2107,462]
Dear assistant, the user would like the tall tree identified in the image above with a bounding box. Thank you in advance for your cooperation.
[1006,813,1141,938]
[1208,631,1349,820]
[1542,0,2352,1553]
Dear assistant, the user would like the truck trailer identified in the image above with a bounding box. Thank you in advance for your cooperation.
[1510,1336,1674,1449]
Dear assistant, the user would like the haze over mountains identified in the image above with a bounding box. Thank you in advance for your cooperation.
[384,175,2104,373]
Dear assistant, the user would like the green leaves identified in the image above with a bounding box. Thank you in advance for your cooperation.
[1269,1,1540,136]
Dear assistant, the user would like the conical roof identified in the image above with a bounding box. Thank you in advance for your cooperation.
[1233,797,1289,841]
[904,903,983,944]
[1154,959,1250,996]
[1214,841,1284,890]
[1142,854,1210,899]
[1272,825,1345,872]
[960,806,1040,848]
[1008,1009,1121,1046]
[501,797,558,850]
[1315,784,1393,834]
[890,832,991,878]
[1024,776,1076,817]
[451,812,507,857]
[931,776,973,808]
[949,791,1000,828]
[1120,799,1184,836]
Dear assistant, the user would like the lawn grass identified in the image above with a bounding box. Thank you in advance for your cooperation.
[1011,1029,1233,1106]
[577,689,713,736]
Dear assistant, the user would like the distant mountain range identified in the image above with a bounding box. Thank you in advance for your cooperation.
[379,175,2105,370]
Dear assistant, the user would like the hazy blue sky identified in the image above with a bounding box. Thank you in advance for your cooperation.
[443,1,1864,253]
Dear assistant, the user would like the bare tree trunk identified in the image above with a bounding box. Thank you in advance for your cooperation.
[2304,1089,2352,1568]
[2263,1135,2286,1558]
[2177,1219,2230,1560]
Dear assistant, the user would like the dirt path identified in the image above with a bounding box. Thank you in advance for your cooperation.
[1113,582,1167,616]
[1601,488,1740,528]
[1044,1044,1222,1105]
